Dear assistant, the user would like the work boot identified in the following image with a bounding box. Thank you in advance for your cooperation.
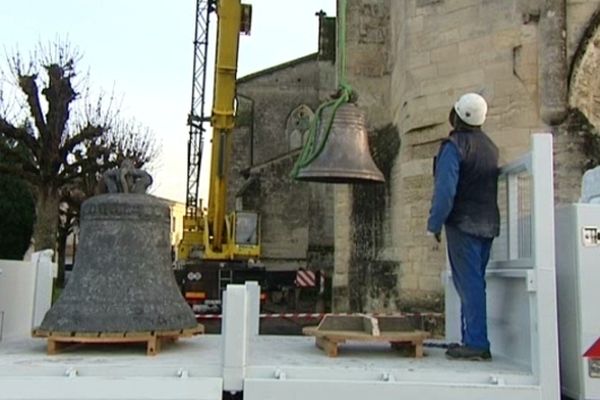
[445,345,492,361]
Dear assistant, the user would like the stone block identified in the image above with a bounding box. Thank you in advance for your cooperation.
[419,275,443,292]
[416,0,442,7]
[444,0,480,13]
[431,43,459,63]
[399,273,419,290]
[493,28,522,49]
[424,5,478,32]
[401,158,434,178]
[419,69,485,96]
[484,61,513,80]
[459,35,494,56]
[409,64,439,81]
[407,15,424,33]
[333,269,349,287]
[435,54,479,78]
[407,51,431,68]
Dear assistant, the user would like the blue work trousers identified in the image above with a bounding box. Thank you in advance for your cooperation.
[445,224,493,350]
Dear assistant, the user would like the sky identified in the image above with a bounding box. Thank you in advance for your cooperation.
[0,0,336,203]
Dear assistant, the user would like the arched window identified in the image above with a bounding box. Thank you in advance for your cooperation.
[286,105,314,151]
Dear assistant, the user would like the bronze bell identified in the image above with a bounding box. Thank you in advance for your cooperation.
[38,194,198,333]
[296,102,384,184]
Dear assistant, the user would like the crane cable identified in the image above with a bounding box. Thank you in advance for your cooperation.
[290,0,353,178]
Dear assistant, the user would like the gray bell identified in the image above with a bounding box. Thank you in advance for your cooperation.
[296,103,384,184]
[39,194,197,333]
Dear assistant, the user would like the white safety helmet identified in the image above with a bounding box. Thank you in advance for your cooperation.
[454,93,488,126]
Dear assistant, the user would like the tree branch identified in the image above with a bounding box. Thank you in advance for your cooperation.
[0,163,40,184]
[43,64,76,147]
[0,141,38,173]
[58,155,107,184]
[18,74,48,139]
[0,116,40,155]
[58,168,99,186]
[60,123,104,161]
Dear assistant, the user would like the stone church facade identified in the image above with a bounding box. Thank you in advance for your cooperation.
[229,13,337,280]
[332,0,600,312]
[230,1,600,313]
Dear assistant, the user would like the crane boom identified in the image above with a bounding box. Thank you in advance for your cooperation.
[179,0,258,263]
[206,0,242,251]
[185,0,212,218]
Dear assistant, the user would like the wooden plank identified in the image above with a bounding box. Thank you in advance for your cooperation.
[75,332,103,338]
[48,331,75,338]
[99,332,129,338]
[390,340,424,358]
[304,323,429,358]
[33,324,205,356]
[124,331,152,338]
[304,327,429,342]
[414,340,424,358]
[33,324,204,340]
[32,329,49,338]
[147,336,158,356]
[157,329,183,337]
[166,325,204,337]
[303,326,318,336]
[47,339,62,355]
[315,336,340,357]
[49,336,145,344]
[313,314,426,336]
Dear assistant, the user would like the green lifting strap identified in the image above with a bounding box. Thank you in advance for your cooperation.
[290,0,354,179]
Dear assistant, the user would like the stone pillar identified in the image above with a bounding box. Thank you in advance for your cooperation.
[554,110,596,205]
[332,185,353,312]
[539,0,568,125]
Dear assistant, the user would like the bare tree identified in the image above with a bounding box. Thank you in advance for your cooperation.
[0,40,158,263]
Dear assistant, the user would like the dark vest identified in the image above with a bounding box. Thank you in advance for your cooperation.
[445,129,500,238]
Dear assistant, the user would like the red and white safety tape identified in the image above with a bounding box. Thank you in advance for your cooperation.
[196,312,443,320]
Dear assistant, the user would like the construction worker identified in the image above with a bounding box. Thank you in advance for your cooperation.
[427,93,500,361]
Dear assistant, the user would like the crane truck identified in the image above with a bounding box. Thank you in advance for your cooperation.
[174,0,266,311]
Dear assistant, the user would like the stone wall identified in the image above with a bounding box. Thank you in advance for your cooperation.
[332,0,399,312]
[231,56,336,273]
[333,0,600,312]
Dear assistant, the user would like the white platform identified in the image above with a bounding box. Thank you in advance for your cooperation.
[0,134,559,400]
[0,335,222,400]
[0,334,535,400]
[0,335,222,378]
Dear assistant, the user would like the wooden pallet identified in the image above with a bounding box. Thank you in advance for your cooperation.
[32,324,204,356]
[303,314,430,357]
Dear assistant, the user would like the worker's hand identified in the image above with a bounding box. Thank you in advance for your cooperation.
[427,231,442,243]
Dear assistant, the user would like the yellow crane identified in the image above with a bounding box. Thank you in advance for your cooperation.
[176,0,259,308]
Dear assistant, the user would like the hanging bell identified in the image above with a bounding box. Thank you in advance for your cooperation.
[38,194,198,333]
[295,102,384,184]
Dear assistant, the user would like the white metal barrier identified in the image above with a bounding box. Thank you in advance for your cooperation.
[221,281,260,393]
[445,133,560,399]
[0,250,54,342]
